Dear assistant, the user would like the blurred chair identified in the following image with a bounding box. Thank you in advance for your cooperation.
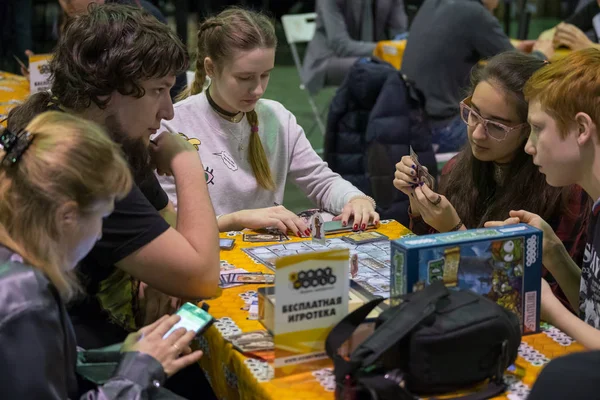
[281,12,325,140]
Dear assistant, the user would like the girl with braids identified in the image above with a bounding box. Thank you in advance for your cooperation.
[393,51,589,308]
[158,7,379,236]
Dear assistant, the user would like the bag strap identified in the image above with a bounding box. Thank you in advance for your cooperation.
[325,282,449,370]
[325,296,385,361]
[353,281,449,367]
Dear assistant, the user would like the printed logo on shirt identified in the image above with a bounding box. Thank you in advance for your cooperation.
[178,132,201,150]
[580,242,600,328]
[213,151,238,171]
[205,166,215,185]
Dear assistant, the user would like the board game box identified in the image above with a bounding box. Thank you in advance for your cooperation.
[390,224,542,335]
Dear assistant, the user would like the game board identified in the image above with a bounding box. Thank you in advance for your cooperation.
[243,237,392,298]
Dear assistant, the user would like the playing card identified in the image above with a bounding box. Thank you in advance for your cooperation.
[230,273,275,284]
[228,330,272,343]
[342,231,389,245]
[234,338,274,352]
[409,146,435,188]
[243,233,288,243]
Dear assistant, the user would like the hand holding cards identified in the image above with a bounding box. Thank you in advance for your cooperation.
[410,146,435,188]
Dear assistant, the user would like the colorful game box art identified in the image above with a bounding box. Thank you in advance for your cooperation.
[390,224,542,335]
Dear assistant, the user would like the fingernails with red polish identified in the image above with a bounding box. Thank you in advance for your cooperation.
[297,231,302,237]
[304,229,311,236]
[342,221,347,226]
[353,224,358,231]
[361,224,366,230]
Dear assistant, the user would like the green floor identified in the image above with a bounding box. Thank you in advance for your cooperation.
[265,67,336,212]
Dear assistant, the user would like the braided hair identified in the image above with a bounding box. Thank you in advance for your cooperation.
[178,8,277,190]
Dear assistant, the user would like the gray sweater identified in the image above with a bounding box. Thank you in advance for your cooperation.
[401,0,513,119]
[157,93,365,215]
[302,0,407,94]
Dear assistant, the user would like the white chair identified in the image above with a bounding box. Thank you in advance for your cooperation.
[281,13,326,138]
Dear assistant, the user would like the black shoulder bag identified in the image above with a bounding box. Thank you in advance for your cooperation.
[326,282,521,400]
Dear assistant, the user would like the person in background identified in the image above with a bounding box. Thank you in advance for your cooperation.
[486,48,600,349]
[551,0,600,51]
[8,6,218,399]
[0,0,32,74]
[0,111,204,398]
[401,0,552,153]
[302,0,408,94]
[159,7,380,235]
[14,0,187,99]
[394,51,589,309]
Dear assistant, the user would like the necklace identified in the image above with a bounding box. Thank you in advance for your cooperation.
[493,162,509,186]
[227,125,246,153]
[206,87,244,123]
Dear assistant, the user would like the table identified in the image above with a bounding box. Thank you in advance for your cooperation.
[373,39,571,72]
[200,220,586,400]
[0,71,29,124]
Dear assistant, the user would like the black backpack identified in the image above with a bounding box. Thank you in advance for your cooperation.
[325,281,521,400]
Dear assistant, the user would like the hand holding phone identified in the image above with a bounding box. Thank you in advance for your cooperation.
[163,302,214,339]
[122,314,205,377]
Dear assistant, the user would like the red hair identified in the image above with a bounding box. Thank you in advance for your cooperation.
[524,48,600,137]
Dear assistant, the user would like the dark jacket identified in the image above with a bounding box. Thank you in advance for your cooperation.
[325,58,437,226]
[0,245,167,399]
[401,0,513,119]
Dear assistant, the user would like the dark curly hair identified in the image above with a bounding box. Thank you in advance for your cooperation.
[50,3,189,111]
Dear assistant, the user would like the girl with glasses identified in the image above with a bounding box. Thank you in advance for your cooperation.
[393,51,589,308]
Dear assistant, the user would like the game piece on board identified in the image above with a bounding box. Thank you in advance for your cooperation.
[311,213,326,246]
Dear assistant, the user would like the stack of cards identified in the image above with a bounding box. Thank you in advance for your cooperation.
[229,329,274,355]
[342,231,389,245]
[243,233,289,243]
[220,272,275,288]
[410,145,435,188]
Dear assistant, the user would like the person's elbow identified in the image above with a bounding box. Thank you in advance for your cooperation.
[186,251,220,298]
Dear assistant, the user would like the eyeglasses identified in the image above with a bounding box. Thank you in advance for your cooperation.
[459,97,528,141]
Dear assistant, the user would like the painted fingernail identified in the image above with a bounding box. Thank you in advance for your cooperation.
[411,170,415,176]
[411,165,416,169]
[419,182,424,186]
[297,231,302,237]
[304,229,311,236]
[413,178,417,182]
[342,221,347,226]
[361,224,366,230]
[353,224,358,231]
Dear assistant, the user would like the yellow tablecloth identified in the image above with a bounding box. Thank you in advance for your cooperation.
[374,39,571,71]
[201,220,586,399]
[0,71,29,124]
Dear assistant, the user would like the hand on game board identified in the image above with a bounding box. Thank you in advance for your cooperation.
[228,206,310,237]
[334,198,380,231]
[411,183,462,233]
[484,210,563,265]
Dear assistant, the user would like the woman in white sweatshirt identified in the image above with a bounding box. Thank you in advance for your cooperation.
[158,7,379,237]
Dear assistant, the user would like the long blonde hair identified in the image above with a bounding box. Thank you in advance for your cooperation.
[0,112,132,299]
[179,7,277,190]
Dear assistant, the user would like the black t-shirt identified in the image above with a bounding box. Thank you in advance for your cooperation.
[579,198,600,328]
[69,176,170,349]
